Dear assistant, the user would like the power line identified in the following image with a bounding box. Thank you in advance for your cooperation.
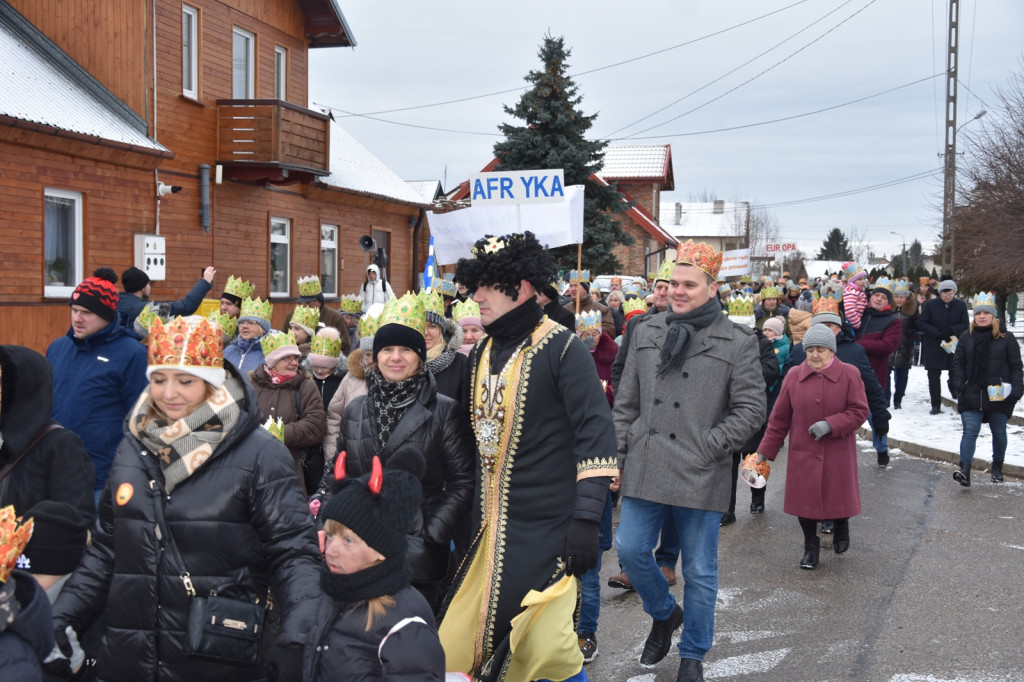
[759,168,941,208]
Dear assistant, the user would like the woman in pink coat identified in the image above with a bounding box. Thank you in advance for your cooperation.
[756,324,869,570]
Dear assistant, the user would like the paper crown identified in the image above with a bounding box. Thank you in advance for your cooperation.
[472,236,507,256]
[575,310,602,333]
[760,286,782,301]
[623,297,647,316]
[358,309,381,338]
[655,259,675,283]
[569,270,591,284]
[223,275,255,300]
[625,283,641,295]
[208,311,237,341]
[452,298,481,323]
[134,304,162,337]
[379,292,426,336]
[0,505,34,584]
[436,274,458,298]
[676,240,723,280]
[841,262,866,281]
[262,415,285,442]
[610,276,622,286]
[729,295,755,316]
[240,297,273,323]
[919,276,931,285]
[291,305,320,331]
[974,291,996,309]
[339,294,362,315]
[148,315,225,371]
[812,296,841,316]
[297,275,322,298]
[872,277,894,294]
[310,333,343,359]
[419,289,445,321]
[260,329,298,357]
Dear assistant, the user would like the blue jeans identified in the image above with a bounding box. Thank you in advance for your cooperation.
[578,493,613,635]
[614,497,721,661]
[868,410,888,453]
[891,367,909,406]
[654,514,680,569]
[959,410,1009,466]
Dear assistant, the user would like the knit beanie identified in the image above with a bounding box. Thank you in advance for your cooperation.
[359,336,375,353]
[18,501,89,576]
[121,266,151,294]
[938,279,958,294]
[69,268,119,323]
[892,281,911,297]
[803,324,837,353]
[762,317,785,338]
[373,323,426,363]
[795,289,814,312]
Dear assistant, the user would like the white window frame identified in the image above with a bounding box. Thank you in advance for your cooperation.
[232,26,255,99]
[274,45,287,100]
[182,4,199,99]
[43,188,83,299]
[320,224,338,297]
[269,217,290,298]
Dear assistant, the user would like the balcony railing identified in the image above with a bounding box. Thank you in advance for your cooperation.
[216,99,331,184]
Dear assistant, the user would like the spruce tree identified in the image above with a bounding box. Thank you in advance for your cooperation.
[816,228,854,261]
[493,34,633,273]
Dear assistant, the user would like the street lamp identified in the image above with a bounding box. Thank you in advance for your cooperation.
[890,231,906,277]
[941,109,987,275]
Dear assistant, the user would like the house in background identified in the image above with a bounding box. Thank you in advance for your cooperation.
[658,200,751,258]
[0,0,426,352]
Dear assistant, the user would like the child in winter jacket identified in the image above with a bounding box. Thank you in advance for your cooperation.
[305,450,445,681]
[841,262,869,330]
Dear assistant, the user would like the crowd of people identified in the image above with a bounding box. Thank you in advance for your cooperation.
[0,244,1020,682]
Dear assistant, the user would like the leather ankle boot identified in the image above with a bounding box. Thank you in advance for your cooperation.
[800,537,819,570]
[992,464,1004,483]
[676,657,705,682]
[953,461,971,486]
[639,603,683,667]
[750,487,765,514]
[833,519,850,554]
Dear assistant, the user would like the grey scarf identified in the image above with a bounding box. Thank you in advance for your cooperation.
[657,297,723,378]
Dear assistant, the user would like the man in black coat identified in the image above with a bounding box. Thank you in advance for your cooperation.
[917,279,970,413]
[536,281,576,331]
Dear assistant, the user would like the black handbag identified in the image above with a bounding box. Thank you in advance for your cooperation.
[153,485,267,666]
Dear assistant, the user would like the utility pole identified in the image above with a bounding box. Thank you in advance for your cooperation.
[940,0,960,276]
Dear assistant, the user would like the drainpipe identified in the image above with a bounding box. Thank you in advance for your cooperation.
[199,164,210,231]
[410,208,426,287]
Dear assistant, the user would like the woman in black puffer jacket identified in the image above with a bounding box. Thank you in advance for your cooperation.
[51,316,320,682]
[948,297,1023,486]
[314,311,474,610]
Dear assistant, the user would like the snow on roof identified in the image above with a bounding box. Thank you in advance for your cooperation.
[802,260,847,280]
[599,145,671,181]
[659,201,749,239]
[320,124,428,206]
[405,180,443,204]
[0,4,167,153]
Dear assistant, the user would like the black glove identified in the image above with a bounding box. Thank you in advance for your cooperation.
[940,327,954,342]
[266,644,304,682]
[563,519,600,577]
[41,626,74,679]
[874,419,889,437]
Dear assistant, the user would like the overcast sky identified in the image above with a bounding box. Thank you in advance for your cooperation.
[308,0,1023,260]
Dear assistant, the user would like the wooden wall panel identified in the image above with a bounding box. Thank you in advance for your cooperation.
[0,304,77,356]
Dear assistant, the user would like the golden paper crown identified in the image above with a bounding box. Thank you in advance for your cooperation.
[208,311,237,341]
[575,310,602,333]
[419,289,445,320]
[148,316,224,370]
[625,283,641,295]
[623,297,647,315]
[436,275,458,298]
[262,415,285,442]
[452,298,481,323]
[610,276,622,286]
[729,295,755,316]
[676,240,723,279]
[358,310,380,338]
[760,286,782,300]
[291,305,320,331]
[135,304,161,336]
[974,291,996,309]
[812,296,841,316]
[310,333,343,358]
[0,506,33,584]
[223,275,255,300]
[872,277,894,295]
[297,275,322,298]
[655,259,676,283]
[569,270,591,284]
[379,292,426,336]
[260,329,298,356]
[339,294,362,315]
[240,297,273,323]
[472,236,507,256]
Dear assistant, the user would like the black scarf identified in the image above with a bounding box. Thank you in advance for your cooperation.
[367,369,425,453]
[483,300,544,372]
[969,325,993,384]
[657,297,723,378]
[320,555,413,604]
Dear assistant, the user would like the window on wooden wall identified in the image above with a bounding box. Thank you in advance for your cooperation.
[44,188,83,298]
[270,217,290,298]
[232,27,254,99]
[320,224,338,297]
[182,5,199,99]
[274,46,287,100]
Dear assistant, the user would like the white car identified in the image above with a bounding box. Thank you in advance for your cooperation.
[592,274,648,295]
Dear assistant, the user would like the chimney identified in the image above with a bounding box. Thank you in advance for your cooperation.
[713,199,725,214]
[674,202,682,225]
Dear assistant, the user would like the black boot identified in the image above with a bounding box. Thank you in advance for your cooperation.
[800,537,820,570]
[750,487,765,514]
[639,603,683,667]
[821,520,834,534]
[833,519,850,554]
[877,450,889,467]
[719,512,736,527]
[676,657,705,682]
[930,405,942,415]
[991,463,1004,483]
[953,461,971,486]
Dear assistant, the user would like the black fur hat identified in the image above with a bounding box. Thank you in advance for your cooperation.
[454,231,557,301]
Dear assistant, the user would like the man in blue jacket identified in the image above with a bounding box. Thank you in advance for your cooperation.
[47,269,148,502]
[116,265,216,330]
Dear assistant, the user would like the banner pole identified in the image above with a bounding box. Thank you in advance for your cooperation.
[575,242,582,314]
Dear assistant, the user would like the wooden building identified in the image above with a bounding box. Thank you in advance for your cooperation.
[0,0,427,353]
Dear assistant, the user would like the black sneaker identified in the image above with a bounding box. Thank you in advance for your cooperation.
[579,632,598,663]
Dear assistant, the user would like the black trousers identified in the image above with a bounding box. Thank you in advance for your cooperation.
[927,368,946,407]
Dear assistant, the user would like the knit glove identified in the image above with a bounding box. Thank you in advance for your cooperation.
[563,519,600,577]
[808,420,832,441]
[874,418,889,437]
[42,625,84,678]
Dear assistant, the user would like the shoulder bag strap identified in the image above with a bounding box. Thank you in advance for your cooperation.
[149,479,196,597]
[0,423,61,483]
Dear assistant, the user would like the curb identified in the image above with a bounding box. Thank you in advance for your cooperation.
[857,426,1022,481]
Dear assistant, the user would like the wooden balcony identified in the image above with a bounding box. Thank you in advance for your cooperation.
[216,100,331,185]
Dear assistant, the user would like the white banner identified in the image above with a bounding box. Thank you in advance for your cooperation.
[427,185,585,265]
[719,248,751,277]
[469,169,566,206]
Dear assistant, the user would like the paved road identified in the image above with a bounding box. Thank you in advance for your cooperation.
[584,439,1024,681]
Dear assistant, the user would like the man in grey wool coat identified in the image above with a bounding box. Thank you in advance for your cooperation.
[612,240,766,682]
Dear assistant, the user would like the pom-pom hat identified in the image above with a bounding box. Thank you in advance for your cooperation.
[147,315,226,387]
[803,323,837,353]
[69,268,119,323]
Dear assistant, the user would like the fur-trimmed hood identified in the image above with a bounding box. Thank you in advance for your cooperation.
[344,349,372,380]
[438,316,464,352]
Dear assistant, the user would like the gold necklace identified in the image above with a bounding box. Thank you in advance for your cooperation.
[472,339,527,472]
